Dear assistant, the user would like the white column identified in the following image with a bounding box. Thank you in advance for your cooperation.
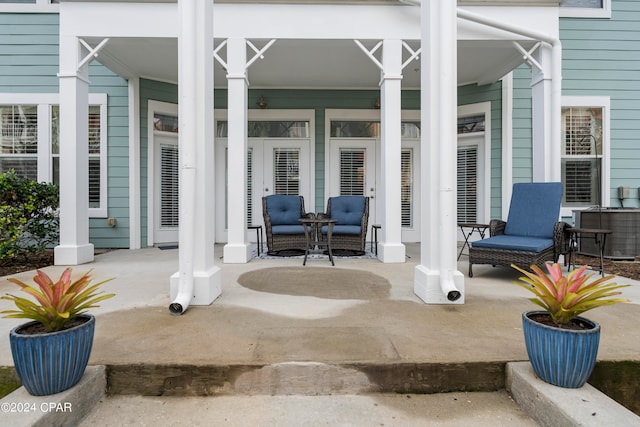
[128,78,141,250]
[378,39,406,263]
[169,0,221,311]
[414,0,464,304]
[223,37,250,263]
[531,45,553,182]
[54,35,94,265]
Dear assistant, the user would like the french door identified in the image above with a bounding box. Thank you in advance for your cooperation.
[215,137,311,242]
[328,139,377,239]
[154,133,179,244]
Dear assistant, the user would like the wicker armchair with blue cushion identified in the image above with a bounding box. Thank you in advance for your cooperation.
[318,196,369,254]
[468,182,571,277]
[262,195,314,255]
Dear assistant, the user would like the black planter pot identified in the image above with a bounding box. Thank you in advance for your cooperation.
[522,310,600,388]
[9,314,95,396]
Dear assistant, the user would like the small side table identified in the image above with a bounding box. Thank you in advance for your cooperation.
[299,218,337,266]
[248,225,263,256]
[458,223,489,260]
[567,227,611,277]
[371,224,381,255]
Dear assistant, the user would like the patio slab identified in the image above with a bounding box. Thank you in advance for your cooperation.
[1,244,639,399]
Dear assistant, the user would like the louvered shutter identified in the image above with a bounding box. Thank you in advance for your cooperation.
[273,148,300,195]
[247,148,253,226]
[339,149,365,196]
[457,146,478,223]
[401,149,413,228]
[160,144,179,228]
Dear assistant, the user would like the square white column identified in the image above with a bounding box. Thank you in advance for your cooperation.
[170,0,221,308]
[223,37,251,264]
[414,0,464,304]
[378,39,406,263]
[54,35,94,266]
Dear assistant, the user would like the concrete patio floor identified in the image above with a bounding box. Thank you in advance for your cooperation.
[1,243,639,425]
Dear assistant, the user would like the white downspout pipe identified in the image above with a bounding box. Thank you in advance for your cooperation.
[169,0,197,315]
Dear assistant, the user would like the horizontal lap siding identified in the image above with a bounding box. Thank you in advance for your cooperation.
[1,13,130,248]
[561,0,640,207]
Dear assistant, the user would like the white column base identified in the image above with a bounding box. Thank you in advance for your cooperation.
[377,242,406,263]
[414,265,465,304]
[170,266,221,306]
[223,243,251,263]
[54,244,95,265]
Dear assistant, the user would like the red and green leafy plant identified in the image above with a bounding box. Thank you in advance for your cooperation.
[512,263,630,326]
[2,268,114,332]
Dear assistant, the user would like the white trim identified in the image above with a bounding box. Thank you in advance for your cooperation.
[501,72,514,219]
[457,101,492,224]
[0,0,58,14]
[146,99,178,248]
[559,0,611,18]
[128,78,141,249]
[0,92,108,217]
[559,95,611,218]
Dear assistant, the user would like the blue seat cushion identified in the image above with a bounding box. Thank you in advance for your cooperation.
[272,225,305,235]
[504,182,562,239]
[266,195,302,226]
[329,196,366,226]
[472,235,554,253]
[321,225,361,235]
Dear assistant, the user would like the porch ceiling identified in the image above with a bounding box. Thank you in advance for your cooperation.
[91,37,536,89]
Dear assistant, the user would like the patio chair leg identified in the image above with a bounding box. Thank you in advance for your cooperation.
[469,263,473,278]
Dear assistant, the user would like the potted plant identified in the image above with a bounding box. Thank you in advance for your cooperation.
[512,263,629,388]
[1,268,114,395]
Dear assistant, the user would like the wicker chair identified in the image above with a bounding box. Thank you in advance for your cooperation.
[318,196,369,254]
[468,182,571,277]
[262,195,315,255]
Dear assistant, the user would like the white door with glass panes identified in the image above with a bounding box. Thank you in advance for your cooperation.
[215,137,311,243]
[456,133,486,243]
[328,139,377,238]
[154,134,179,244]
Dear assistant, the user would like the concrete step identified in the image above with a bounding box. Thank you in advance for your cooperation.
[2,363,639,427]
[79,391,537,427]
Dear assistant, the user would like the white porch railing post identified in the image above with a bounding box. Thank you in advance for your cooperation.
[378,39,406,263]
[414,0,464,304]
[55,34,94,266]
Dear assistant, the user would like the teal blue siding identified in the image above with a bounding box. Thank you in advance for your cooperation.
[458,81,504,219]
[1,13,130,248]
[511,65,534,186]
[561,0,640,208]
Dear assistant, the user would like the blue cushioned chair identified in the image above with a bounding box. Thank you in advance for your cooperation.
[262,195,314,254]
[468,182,570,277]
[318,196,369,254]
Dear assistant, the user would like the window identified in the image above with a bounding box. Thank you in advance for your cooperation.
[0,94,108,217]
[0,105,38,180]
[560,97,609,211]
[559,0,610,18]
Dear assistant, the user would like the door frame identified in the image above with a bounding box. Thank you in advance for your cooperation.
[214,109,315,243]
[147,100,179,247]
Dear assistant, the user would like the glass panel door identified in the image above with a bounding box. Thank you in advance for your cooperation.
[154,134,179,244]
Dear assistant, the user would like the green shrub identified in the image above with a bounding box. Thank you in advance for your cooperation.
[0,170,59,266]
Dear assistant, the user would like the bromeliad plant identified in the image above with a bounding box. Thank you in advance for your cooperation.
[512,263,630,326]
[1,268,114,332]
